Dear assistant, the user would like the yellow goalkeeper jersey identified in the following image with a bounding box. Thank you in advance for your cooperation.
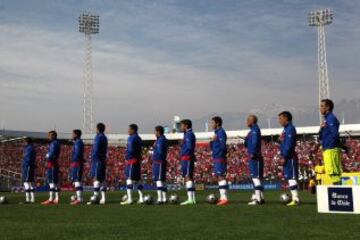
[314,165,325,181]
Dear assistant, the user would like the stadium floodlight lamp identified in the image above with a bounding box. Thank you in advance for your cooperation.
[308,9,333,26]
[78,13,100,34]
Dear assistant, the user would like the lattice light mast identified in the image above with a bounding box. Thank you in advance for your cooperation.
[78,13,99,134]
[308,9,333,122]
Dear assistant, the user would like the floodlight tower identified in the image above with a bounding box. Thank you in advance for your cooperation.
[308,9,333,122]
[78,13,99,134]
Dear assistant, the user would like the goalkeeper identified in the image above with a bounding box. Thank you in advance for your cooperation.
[319,99,342,185]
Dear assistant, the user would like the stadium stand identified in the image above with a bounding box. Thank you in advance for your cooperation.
[1,138,360,188]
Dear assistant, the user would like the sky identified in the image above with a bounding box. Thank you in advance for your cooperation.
[0,0,359,133]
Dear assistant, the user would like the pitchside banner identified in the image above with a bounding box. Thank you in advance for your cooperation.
[116,183,281,191]
[205,183,281,190]
[341,172,360,185]
[32,182,281,192]
[317,185,360,214]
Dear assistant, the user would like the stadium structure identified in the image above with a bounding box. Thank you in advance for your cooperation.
[308,9,334,122]
[1,124,360,143]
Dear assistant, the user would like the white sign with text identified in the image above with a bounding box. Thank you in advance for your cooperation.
[317,185,360,214]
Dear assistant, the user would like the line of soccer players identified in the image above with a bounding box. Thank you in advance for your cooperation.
[21,99,341,206]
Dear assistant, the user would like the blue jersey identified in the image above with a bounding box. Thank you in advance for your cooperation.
[124,133,142,181]
[23,144,36,169]
[91,133,108,163]
[210,127,227,160]
[181,129,196,160]
[244,124,262,159]
[72,138,84,164]
[152,135,168,162]
[126,133,142,160]
[47,139,60,166]
[280,123,297,160]
[319,112,340,150]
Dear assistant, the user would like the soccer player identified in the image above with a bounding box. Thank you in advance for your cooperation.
[22,137,36,204]
[121,124,144,205]
[209,116,229,206]
[319,99,342,185]
[41,131,61,205]
[278,111,300,206]
[245,115,265,205]
[179,119,197,205]
[152,125,168,204]
[88,123,108,205]
[70,129,84,205]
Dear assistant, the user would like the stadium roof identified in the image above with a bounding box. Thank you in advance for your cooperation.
[1,124,360,143]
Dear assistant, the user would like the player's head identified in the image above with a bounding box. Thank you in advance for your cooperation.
[211,116,222,130]
[96,123,106,134]
[72,129,82,140]
[320,99,334,115]
[247,115,258,128]
[24,137,33,145]
[278,111,292,127]
[48,130,57,141]
[155,125,164,138]
[128,124,138,135]
[180,119,192,132]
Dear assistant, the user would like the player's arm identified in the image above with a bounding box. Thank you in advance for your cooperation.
[129,137,140,159]
[152,139,159,160]
[184,136,193,156]
[282,129,296,159]
[74,142,81,161]
[127,138,134,157]
[219,131,227,152]
[23,147,31,166]
[248,130,259,158]
[191,134,196,153]
[158,138,166,160]
[100,136,108,157]
[47,143,56,162]
[28,147,36,167]
[325,117,339,145]
[92,138,99,160]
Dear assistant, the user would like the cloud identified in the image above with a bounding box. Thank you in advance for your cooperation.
[0,0,359,132]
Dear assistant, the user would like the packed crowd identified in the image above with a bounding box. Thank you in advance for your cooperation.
[1,138,360,187]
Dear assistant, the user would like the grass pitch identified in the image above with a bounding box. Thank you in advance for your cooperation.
[0,190,359,240]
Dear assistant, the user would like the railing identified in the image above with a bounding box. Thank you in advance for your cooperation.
[0,136,26,143]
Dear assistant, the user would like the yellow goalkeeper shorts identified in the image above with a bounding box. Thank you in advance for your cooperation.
[323,148,342,183]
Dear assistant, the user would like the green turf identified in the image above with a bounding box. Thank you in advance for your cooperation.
[0,190,359,240]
